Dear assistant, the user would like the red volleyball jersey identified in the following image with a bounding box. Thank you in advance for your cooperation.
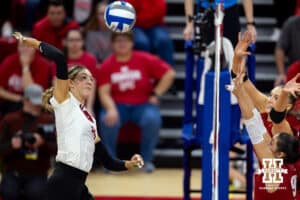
[254,163,297,200]
[260,112,300,137]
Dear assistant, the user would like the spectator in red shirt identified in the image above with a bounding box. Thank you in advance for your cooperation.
[0,39,52,115]
[125,0,175,68]
[63,28,97,114]
[32,0,79,50]
[97,32,175,173]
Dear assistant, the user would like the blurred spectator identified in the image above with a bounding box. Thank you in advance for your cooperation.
[32,0,80,49]
[125,0,175,67]
[73,0,93,25]
[183,0,257,46]
[0,38,52,116]
[274,16,300,86]
[62,28,97,114]
[0,84,56,200]
[270,0,297,41]
[0,22,18,63]
[84,1,113,63]
[97,32,175,173]
[60,0,98,24]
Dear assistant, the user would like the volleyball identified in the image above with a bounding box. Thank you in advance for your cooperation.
[104,1,136,33]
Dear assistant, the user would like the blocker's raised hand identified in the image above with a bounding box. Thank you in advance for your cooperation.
[283,73,300,98]
[234,31,252,59]
[232,31,252,75]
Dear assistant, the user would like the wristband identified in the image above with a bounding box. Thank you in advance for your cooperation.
[246,21,256,26]
[187,15,194,23]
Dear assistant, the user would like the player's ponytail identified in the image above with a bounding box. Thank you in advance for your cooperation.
[42,87,54,112]
[277,133,300,163]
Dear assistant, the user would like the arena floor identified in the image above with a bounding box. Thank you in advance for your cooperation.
[86,169,246,200]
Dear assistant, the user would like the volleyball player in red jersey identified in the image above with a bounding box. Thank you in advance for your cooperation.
[231,31,300,199]
[231,31,300,140]
[231,73,300,200]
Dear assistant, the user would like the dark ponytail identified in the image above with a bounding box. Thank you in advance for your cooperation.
[276,133,300,164]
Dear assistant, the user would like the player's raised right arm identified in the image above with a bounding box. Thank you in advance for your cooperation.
[12,32,69,103]
[232,31,268,112]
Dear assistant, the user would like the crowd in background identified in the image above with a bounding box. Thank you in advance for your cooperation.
[0,0,300,199]
[0,0,176,199]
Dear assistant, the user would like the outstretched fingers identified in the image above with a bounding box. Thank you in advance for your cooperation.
[284,73,300,97]
[241,31,253,45]
[235,31,252,57]
[291,73,300,82]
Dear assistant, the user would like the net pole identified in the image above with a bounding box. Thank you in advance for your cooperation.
[210,2,224,200]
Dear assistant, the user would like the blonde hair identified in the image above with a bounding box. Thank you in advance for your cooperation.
[42,87,55,112]
[41,65,87,112]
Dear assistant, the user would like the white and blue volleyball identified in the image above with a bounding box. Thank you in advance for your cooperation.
[104,1,136,33]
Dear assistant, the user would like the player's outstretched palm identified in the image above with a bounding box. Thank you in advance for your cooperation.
[234,31,252,58]
[232,31,252,74]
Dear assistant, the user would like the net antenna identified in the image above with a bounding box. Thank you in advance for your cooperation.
[209,1,224,200]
